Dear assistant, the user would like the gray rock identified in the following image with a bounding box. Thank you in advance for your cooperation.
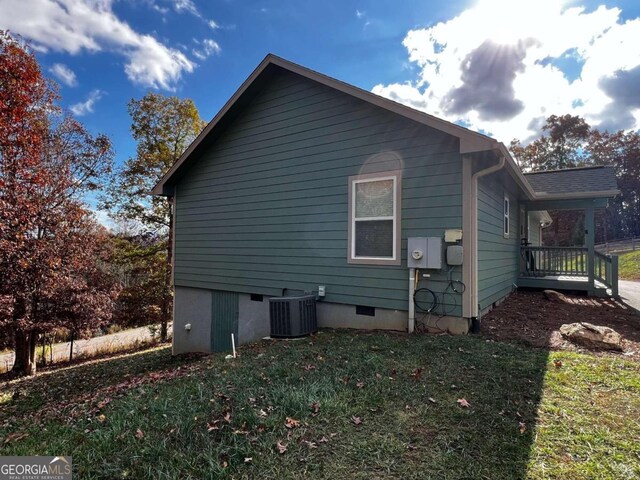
[559,322,623,351]
[543,290,568,303]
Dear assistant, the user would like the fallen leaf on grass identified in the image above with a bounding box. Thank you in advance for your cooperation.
[302,440,317,449]
[304,364,316,371]
[285,417,301,429]
[319,436,329,443]
[456,398,471,408]
[97,414,106,423]
[554,360,563,368]
[356,381,365,389]
[223,412,231,423]
[276,440,288,454]
[310,402,320,414]
[351,416,363,425]
[428,397,436,404]
[135,428,144,439]
[410,368,423,381]
[244,457,252,464]
[519,422,526,434]
[3,432,29,444]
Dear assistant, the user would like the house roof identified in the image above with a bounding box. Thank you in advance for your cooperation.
[524,166,619,198]
[151,54,618,203]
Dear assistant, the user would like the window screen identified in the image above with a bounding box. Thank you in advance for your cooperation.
[355,220,393,257]
[349,173,400,264]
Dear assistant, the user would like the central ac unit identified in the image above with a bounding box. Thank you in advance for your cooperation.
[269,294,317,338]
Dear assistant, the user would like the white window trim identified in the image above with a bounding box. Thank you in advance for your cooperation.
[504,194,510,238]
[347,171,402,266]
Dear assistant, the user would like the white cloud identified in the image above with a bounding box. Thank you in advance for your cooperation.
[373,0,640,142]
[192,39,221,61]
[70,89,104,116]
[152,4,169,15]
[0,0,195,90]
[49,63,77,87]
[356,10,365,19]
[208,19,220,30]
[173,0,200,17]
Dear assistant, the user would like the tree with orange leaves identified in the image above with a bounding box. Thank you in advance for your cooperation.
[0,31,117,376]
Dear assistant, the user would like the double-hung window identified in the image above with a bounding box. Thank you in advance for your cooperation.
[348,171,401,265]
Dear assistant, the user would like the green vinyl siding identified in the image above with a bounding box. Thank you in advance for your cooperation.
[174,69,464,313]
[477,169,521,311]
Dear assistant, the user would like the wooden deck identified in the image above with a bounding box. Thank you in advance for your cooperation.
[519,246,618,297]
[517,275,610,296]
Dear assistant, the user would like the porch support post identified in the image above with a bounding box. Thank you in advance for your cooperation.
[611,255,619,298]
[585,203,595,294]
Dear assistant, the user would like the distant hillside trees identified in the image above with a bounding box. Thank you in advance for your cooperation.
[110,231,167,330]
[0,31,118,376]
[102,93,206,342]
[510,114,640,245]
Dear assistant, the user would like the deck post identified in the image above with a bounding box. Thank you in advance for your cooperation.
[611,255,619,298]
[585,203,595,295]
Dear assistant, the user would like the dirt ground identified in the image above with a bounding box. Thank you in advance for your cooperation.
[481,290,640,361]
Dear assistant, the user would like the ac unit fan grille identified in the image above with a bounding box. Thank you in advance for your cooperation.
[269,295,317,338]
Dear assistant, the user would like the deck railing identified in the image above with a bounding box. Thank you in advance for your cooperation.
[520,246,588,277]
[595,251,619,296]
[520,246,619,296]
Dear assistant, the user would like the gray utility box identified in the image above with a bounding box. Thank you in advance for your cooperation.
[407,237,442,269]
[446,245,464,266]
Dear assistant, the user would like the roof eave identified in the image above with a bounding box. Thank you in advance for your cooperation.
[532,189,620,200]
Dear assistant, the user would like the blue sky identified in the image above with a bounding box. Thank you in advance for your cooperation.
[1,0,640,182]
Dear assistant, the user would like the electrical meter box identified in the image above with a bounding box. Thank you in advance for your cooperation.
[446,245,464,266]
[407,237,442,269]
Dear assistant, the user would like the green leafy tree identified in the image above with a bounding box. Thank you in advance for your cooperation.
[102,93,205,341]
[510,114,590,171]
[110,232,166,330]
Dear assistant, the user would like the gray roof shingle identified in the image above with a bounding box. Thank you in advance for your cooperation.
[523,166,618,196]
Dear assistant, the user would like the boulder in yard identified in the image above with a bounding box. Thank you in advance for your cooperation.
[559,322,623,351]
[543,290,568,303]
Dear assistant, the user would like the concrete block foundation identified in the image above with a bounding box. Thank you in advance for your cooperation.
[173,287,471,354]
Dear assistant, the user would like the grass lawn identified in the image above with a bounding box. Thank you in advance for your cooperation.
[619,250,640,280]
[1,331,639,479]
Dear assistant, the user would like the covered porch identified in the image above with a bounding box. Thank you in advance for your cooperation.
[516,166,620,297]
[518,196,619,297]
